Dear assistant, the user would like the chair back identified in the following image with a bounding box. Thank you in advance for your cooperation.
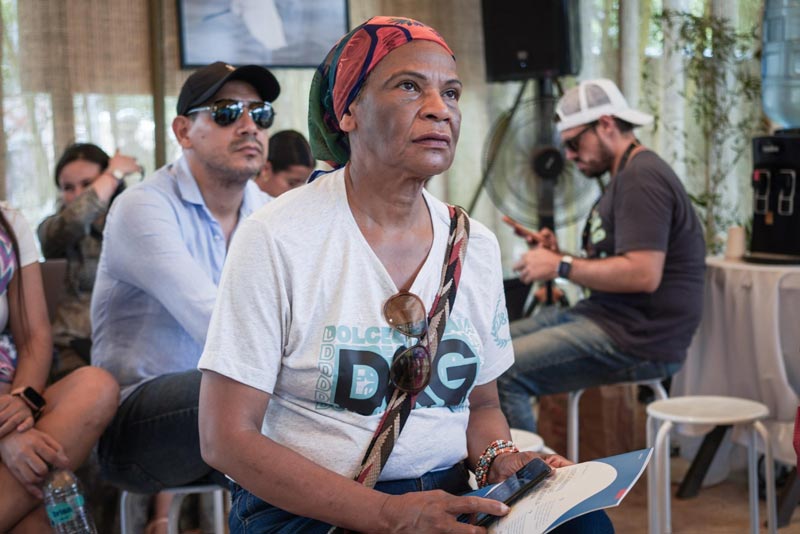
[40,258,67,323]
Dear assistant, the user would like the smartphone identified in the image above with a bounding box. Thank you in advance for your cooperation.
[462,457,553,527]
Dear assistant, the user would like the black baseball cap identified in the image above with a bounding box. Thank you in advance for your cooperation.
[177,61,281,116]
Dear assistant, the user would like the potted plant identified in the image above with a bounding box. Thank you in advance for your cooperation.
[643,9,764,253]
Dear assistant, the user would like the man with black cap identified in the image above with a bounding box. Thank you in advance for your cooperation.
[497,79,706,434]
[91,62,279,497]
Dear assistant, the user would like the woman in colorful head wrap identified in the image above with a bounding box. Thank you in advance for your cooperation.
[198,16,612,533]
[308,15,455,168]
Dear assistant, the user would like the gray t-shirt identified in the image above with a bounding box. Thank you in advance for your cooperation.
[573,150,706,363]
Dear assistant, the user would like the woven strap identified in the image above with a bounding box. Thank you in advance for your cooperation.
[352,205,470,490]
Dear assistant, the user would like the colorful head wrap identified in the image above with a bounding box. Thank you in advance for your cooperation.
[308,16,454,167]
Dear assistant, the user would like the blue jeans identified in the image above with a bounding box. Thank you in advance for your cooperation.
[497,307,682,433]
[228,463,613,533]
[98,369,226,492]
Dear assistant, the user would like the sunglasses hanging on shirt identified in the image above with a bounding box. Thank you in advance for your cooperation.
[383,290,431,394]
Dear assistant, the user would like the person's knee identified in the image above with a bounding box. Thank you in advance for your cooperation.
[62,366,120,428]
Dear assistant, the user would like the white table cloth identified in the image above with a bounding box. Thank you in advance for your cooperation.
[671,256,800,465]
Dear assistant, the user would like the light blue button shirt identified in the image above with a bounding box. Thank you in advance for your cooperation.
[91,156,269,401]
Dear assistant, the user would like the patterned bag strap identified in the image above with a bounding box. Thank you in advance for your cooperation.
[351,205,470,491]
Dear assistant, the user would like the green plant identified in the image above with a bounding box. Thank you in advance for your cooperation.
[643,9,763,253]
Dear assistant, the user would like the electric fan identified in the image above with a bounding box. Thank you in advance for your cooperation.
[471,81,600,315]
[480,91,599,231]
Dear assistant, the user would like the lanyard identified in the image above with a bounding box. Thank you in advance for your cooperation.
[580,141,640,253]
[617,140,640,175]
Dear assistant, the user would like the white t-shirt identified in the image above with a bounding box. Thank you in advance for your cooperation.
[199,169,513,481]
[0,203,39,331]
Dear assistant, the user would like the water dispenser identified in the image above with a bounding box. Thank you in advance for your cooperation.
[747,0,800,264]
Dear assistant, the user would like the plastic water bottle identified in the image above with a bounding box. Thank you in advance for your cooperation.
[42,469,97,534]
[762,0,800,128]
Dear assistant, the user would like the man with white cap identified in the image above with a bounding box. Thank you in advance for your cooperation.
[91,61,278,495]
[498,78,706,433]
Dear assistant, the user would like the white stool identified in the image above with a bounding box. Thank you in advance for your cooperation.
[568,378,668,462]
[119,484,227,534]
[646,396,777,534]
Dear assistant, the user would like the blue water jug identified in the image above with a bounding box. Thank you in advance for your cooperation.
[762,0,800,128]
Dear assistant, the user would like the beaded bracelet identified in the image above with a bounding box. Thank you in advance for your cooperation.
[474,439,519,488]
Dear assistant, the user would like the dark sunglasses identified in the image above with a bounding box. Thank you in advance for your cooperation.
[562,121,597,153]
[186,99,275,129]
[383,290,431,394]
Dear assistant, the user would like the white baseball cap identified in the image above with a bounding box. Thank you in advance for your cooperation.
[555,78,653,132]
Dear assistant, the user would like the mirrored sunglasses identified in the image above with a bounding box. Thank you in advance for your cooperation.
[186,99,275,129]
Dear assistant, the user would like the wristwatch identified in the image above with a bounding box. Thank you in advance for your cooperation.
[11,386,46,420]
[110,168,126,181]
[557,255,574,279]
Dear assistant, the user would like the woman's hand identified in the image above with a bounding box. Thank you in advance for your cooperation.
[107,150,143,178]
[0,393,35,438]
[376,490,510,533]
[85,149,143,204]
[487,451,573,485]
[540,452,572,468]
[0,428,69,498]
[486,450,539,485]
